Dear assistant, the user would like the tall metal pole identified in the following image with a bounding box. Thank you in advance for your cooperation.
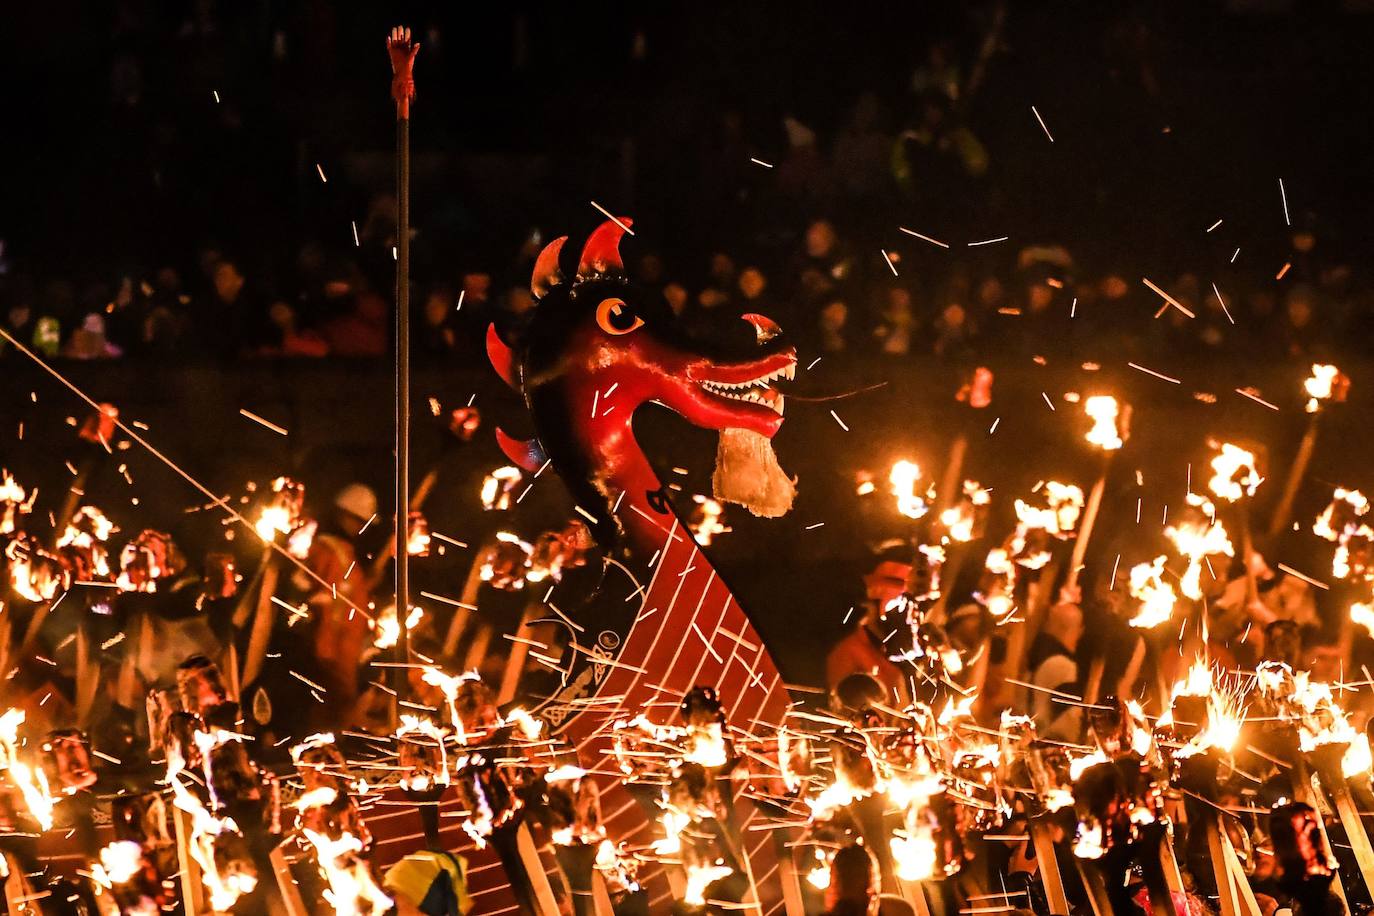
[388,27,419,706]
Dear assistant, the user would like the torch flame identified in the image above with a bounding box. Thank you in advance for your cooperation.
[890,460,930,520]
[480,466,522,511]
[1165,494,1233,600]
[300,828,392,916]
[1084,396,1124,450]
[1127,556,1177,629]
[1304,364,1342,413]
[1207,443,1262,503]
[95,840,145,885]
[373,604,423,650]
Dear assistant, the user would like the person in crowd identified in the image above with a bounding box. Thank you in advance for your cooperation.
[872,285,916,356]
[295,483,377,726]
[822,843,915,916]
[1026,595,1083,741]
[203,258,261,357]
[826,547,913,700]
[63,314,123,359]
[417,284,459,356]
[320,276,388,357]
[259,300,328,357]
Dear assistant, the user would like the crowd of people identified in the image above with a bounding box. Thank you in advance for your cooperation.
[2,3,1366,374]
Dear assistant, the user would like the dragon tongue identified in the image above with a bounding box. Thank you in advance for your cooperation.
[712,428,796,518]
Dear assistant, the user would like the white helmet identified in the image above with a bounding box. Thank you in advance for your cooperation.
[334,483,378,522]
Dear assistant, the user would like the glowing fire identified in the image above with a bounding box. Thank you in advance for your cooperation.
[1084,396,1124,450]
[6,538,63,603]
[0,709,54,831]
[396,714,450,791]
[806,770,869,821]
[890,460,930,520]
[407,513,431,556]
[1127,556,1177,629]
[165,734,257,911]
[939,480,990,542]
[419,667,481,743]
[689,495,730,545]
[1015,482,1084,538]
[373,604,423,650]
[1304,363,1342,413]
[1352,599,1374,638]
[300,829,393,916]
[1165,494,1233,600]
[684,721,727,769]
[1073,822,1105,860]
[890,828,938,881]
[1207,443,1262,503]
[1314,488,1368,541]
[683,863,734,907]
[95,840,144,885]
[480,466,522,511]
[0,471,35,535]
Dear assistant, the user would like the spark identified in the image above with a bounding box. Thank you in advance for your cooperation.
[1207,218,1223,232]
[968,236,1009,247]
[1231,247,1240,263]
[213,90,220,103]
[239,409,288,436]
[589,201,634,235]
[430,532,468,548]
[1235,388,1280,411]
[829,410,849,431]
[1279,178,1290,225]
[806,356,822,370]
[1212,283,1234,323]
[1142,278,1195,318]
[1276,262,1291,280]
[989,417,1000,434]
[899,227,950,249]
[1275,563,1329,591]
[1031,105,1054,142]
[750,157,773,168]
[351,221,359,246]
[1041,393,1055,411]
[419,591,478,611]
[316,163,328,183]
[882,250,899,276]
[1128,362,1181,384]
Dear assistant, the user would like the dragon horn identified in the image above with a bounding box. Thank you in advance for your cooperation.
[530,236,568,299]
[576,218,633,280]
[486,323,518,391]
[495,427,548,473]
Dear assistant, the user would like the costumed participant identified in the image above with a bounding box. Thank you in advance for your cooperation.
[1025,597,1084,741]
[384,851,473,915]
[826,546,914,699]
[295,482,376,726]
[822,844,915,916]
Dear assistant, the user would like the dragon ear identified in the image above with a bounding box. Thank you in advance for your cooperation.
[530,236,567,299]
[486,323,518,391]
[495,427,548,473]
[576,218,633,281]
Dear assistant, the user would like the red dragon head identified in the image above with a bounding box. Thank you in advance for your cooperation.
[488,219,797,551]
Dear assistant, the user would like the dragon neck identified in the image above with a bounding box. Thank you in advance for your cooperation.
[534,380,687,564]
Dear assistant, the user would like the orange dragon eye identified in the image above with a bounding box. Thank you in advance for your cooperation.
[595,298,643,336]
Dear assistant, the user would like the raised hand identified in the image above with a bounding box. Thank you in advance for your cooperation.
[386,25,420,116]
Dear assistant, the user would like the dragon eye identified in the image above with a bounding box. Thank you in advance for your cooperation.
[595,298,644,335]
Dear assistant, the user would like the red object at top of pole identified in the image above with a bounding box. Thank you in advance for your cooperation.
[387,26,419,120]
